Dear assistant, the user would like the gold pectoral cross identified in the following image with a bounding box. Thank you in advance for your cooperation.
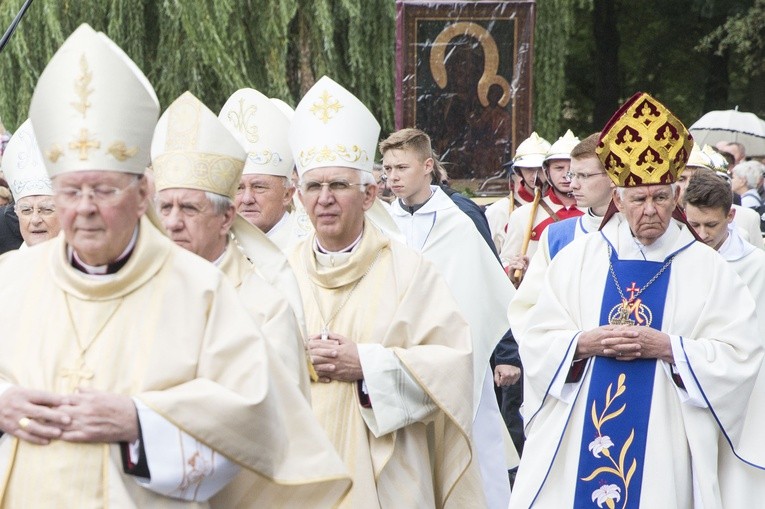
[59,358,95,393]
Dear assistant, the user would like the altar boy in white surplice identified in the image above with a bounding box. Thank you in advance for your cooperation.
[0,24,348,509]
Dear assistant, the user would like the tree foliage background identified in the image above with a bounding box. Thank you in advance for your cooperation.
[0,0,762,151]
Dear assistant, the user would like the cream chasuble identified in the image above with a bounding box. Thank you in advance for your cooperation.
[0,217,349,508]
[508,218,763,509]
[289,224,484,509]
[217,241,311,398]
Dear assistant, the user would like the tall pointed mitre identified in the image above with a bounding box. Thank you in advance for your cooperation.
[29,24,159,177]
[151,91,245,200]
[218,88,293,179]
[597,92,693,187]
[270,98,295,121]
[545,129,580,163]
[702,144,730,175]
[686,142,714,170]
[288,76,380,177]
[513,132,551,168]
[1,119,53,200]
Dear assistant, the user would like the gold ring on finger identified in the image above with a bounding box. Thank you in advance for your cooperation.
[18,417,32,430]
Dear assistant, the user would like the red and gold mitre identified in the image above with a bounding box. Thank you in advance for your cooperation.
[597,92,692,187]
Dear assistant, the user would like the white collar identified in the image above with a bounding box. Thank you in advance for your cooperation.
[718,224,756,262]
[265,211,291,237]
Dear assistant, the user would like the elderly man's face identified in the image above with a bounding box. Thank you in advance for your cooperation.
[53,171,147,266]
[298,166,376,251]
[613,184,679,246]
[15,195,61,246]
[235,174,294,234]
[156,188,234,262]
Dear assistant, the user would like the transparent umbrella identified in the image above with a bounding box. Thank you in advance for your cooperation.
[689,109,765,157]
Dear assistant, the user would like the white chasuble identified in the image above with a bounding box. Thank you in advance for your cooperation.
[290,224,483,508]
[0,217,349,508]
[390,186,517,508]
[716,226,765,507]
[508,219,763,509]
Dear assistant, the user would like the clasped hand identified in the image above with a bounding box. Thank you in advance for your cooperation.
[308,331,363,383]
[0,386,138,445]
[575,324,674,364]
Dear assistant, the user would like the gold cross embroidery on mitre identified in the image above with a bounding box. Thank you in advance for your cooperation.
[310,90,343,124]
[70,128,101,160]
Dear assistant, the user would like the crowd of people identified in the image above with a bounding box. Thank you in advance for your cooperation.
[0,22,764,508]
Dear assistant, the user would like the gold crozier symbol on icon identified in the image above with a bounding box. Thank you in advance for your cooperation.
[608,282,653,326]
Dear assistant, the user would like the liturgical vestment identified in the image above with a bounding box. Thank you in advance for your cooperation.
[289,223,483,509]
[508,218,763,508]
[390,186,517,508]
[217,241,311,397]
[0,217,349,508]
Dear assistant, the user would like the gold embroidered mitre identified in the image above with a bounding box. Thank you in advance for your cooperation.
[597,92,693,186]
[151,92,246,200]
[29,24,159,177]
[686,142,714,170]
[219,88,294,178]
[289,76,380,177]
[513,132,551,168]
[702,144,730,175]
[1,119,54,200]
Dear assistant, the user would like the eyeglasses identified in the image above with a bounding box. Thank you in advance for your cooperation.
[299,180,366,195]
[15,203,56,217]
[566,171,607,182]
[55,177,140,206]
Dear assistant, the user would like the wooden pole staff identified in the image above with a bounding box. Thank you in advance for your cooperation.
[513,185,542,280]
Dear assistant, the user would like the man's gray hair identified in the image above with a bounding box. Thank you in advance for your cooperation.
[733,161,765,190]
[205,192,234,215]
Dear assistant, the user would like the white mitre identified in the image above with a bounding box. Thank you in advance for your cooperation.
[152,91,245,200]
[29,23,159,177]
[289,76,380,177]
[686,142,714,170]
[219,88,293,179]
[1,119,53,200]
[545,129,580,162]
[270,98,295,121]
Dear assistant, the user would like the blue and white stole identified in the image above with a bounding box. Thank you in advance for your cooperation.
[547,216,580,260]
[572,244,673,509]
